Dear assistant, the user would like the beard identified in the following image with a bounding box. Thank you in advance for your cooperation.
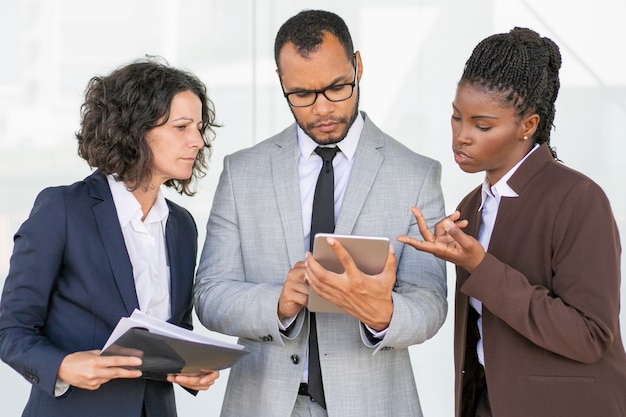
[291,91,360,145]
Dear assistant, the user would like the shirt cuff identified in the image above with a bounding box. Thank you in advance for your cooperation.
[54,379,70,397]
[278,315,297,332]
[364,323,388,344]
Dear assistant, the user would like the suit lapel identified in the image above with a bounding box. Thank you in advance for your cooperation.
[165,211,183,316]
[87,172,139,315]
[335,116,383,235]
[455,187,482,288]
[271,128,307,265]
[464,197,482,242]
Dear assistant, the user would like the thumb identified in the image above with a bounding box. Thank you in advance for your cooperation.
[441,219,475,249]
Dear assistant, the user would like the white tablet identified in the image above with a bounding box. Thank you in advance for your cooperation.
[308,233,390,313]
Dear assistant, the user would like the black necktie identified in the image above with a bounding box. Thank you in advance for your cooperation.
[308,146,339,409]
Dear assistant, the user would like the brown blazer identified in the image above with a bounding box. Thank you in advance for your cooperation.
[454,144,626,417]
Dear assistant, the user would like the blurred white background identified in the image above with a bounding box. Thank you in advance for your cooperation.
[1,0,624,416]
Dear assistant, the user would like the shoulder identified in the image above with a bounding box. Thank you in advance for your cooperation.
[228,124,297,162]
[362,113,441,168]
[31,175,96,214]
[536,159,608,201]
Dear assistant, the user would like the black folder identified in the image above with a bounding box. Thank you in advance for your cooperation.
[101,310,248,380]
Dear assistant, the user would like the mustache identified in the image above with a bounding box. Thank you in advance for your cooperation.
[305,116,348,130]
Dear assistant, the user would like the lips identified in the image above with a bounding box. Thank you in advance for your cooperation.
[453,148,472,165]
[315,121,340,133]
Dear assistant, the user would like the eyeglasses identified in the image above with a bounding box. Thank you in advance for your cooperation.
[281,55,358,108]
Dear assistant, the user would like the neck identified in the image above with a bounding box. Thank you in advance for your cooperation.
[131,184,159,221]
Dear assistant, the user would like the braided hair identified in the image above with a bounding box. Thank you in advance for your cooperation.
[460,27,562,159]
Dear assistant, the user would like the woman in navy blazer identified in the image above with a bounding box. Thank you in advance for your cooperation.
[0,58,220,417]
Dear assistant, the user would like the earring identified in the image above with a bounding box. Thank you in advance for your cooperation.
[523,135,529,140]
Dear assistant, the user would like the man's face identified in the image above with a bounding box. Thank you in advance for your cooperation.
[277,33,362,145]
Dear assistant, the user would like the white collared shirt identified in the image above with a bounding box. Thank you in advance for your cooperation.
[298,113,363,251]
[471,144,539,366]
[107,175,171,321]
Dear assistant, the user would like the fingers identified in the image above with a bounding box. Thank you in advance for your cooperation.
[325,237,359,275]
[396,234,426,250]
[439,218,474,248]
[98,353,143,368]
[305,238,395,326]
[381,243,397,278]
[304,240,347,304]
[277,260,309,319]
[58,351,143,390]
[169,370,220,391]
[410,206,434,241]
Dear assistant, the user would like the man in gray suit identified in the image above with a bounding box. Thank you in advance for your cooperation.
[194,9,447,417]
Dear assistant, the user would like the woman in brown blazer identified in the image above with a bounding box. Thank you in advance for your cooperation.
[399,27,626,417]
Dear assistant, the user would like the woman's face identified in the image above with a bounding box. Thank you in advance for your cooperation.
[146,90,204,186]
[451,82,536,185]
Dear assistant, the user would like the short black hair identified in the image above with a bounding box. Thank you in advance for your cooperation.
[274,9,354,70]
[76,56,218,195]
[460,27,562,159]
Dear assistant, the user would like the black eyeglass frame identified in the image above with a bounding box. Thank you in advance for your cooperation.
[280,54,358,108]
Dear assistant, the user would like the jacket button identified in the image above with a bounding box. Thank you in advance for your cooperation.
[24,373,39,384]
[291,354,300,364]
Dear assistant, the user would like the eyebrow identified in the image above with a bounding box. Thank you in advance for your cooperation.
[451,102,499,120]
[170,117,195,123]
[286,73,351,93]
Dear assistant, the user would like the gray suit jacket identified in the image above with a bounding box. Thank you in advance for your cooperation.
[194,113,447,417]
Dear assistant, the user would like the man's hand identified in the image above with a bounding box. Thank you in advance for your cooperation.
[305,238,396,331]
[277,261,309,320]
[57,350,143,390]
[397,206,485,272]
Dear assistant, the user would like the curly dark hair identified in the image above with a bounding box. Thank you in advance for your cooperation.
[76,57,218,196]
[460,27,562,159]
[274,9,354,70]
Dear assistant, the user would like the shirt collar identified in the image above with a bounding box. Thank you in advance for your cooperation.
[297,112,364,161]
[107,175,169,227]
[479,143,539,210]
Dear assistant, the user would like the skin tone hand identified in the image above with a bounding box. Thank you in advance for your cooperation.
[277,261,309,321]
[58,350,220,392]
[397,206,485,273]
[167,370,220,391]
[57,350,143,390]
[305,238,396,331]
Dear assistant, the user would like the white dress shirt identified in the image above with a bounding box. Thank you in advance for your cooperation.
[298,116,363,252]
[107,175,171,321]
[471,144,539,366]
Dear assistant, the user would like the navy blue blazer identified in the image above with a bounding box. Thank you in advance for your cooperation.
[0,171,198,417]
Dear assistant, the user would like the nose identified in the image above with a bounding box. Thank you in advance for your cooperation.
[451,121,470,146]
[311,92,334,116]
[190,129,204,149]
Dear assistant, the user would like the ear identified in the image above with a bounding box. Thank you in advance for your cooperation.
[354,50,363,83]
[521,113,540,139]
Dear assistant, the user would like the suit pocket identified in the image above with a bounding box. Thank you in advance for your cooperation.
[527,375,594,383]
